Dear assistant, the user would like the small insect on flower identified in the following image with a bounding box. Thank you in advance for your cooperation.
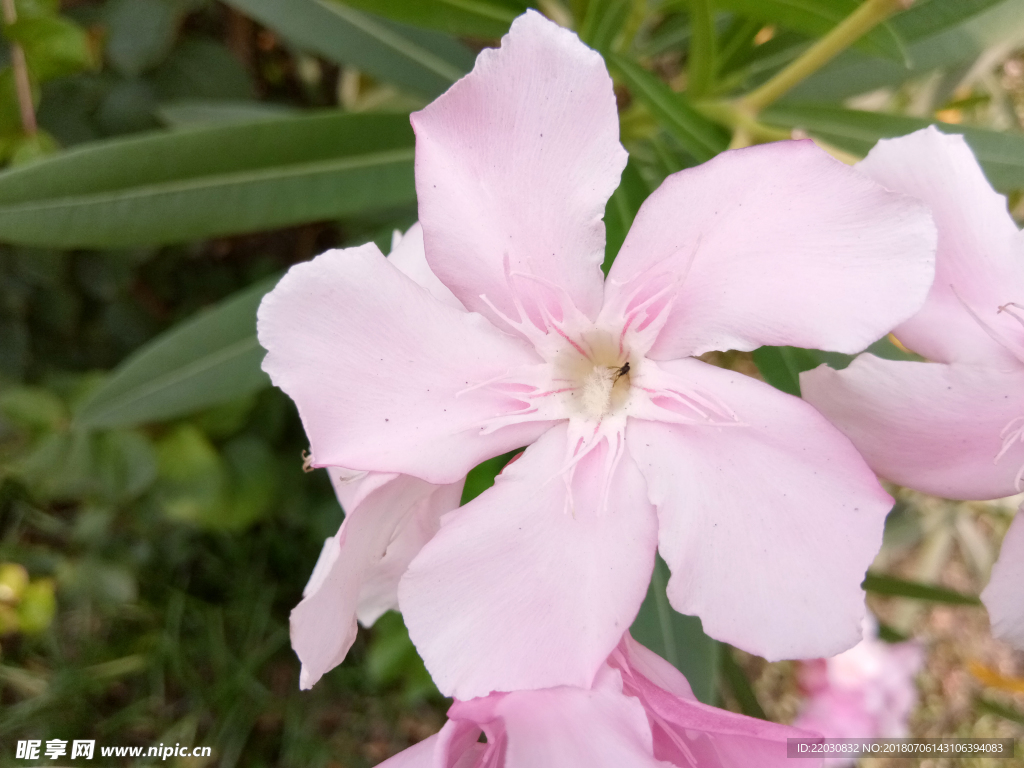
[613,362,630,382]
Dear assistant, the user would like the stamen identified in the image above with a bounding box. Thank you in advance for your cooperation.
[951,285,1024,365]
[995,415,1024,492]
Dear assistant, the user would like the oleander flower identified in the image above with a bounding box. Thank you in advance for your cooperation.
[801,127,1024,649]
[794,619,923,767]
[258,11,938,698]
[292,466,463,689]
[290,225,465,690]
[378,634,822,768]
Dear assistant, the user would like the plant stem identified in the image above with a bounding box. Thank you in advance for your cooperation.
[1,0,36,136]
[741,0,909,113]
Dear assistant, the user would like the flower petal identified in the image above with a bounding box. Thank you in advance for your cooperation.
[389,222,464,310]
[628,358,890,660]
[412,10,626,331]
[857,127,1024,367]
[602,140,936,358]
[327,468,466,626]
[257,243,552,483]
[982,508,1024,649]
[801,355,1024,500]
[449,667,668,768]
[292,473,446,689]
[612,636,820,768]
[400,423,658,699]
[374,733,441,768]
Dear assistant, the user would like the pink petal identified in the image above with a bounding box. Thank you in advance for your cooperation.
[448,667,667,768]
[857,127,1024,367]
[412,10,626,331]
[628,358,890,660]
[801,355,1024,500]
[388,222,464,310]
[292,473,448,689]
[326,468,466,626]
[373,733,440,768]
[602,140,936,358]
[399,424,658,699]
[257,243,552,483]
[611,635,822,768]
[982,508,1024,649]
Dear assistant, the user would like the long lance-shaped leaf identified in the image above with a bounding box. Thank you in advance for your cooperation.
[610,55,729,162]
[861,572,982,605]
[714,0,908,63]
[73,278,278,430]
[780,0,1024,102]
[0,111,417,248]
[762,103,1024,192]
[629,556,720,704]
[329,0,529,39]
[224,0,474,99]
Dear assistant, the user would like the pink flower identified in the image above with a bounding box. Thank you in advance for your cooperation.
[290,225,465,690]
[258,11,937,698]
[378,634,822,768]
[801,127,1024,649]
[794,620,923,767]
[292,467,462,689]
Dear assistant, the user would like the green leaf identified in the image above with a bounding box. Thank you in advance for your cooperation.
[102,0,180,77]
[0,110,417,247]
[223,0,474,100]
[977,696,1024,726]
[156,99,297,127]
[73,277,275,429]
[762,103,1024,192]
[750,346,817,396]
[460,449,519,505]
[685,0,717,95]
[891,0,1007,42]
[609,55,729,162]
[153,423,227,524]
[785,0,1024,101]
[861,572,982,605]
[629,556,720,704]
[603,156,650,272]
[713,0,908,63]
[719,646,766,719]
[6,16,95,81]
[0,385,67,431]
[579,0,631,53]
[330,0,527,39]
[151,38,255,101]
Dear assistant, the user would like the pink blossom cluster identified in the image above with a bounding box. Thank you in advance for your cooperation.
[795,620,924,767]
[254,8,1019,764]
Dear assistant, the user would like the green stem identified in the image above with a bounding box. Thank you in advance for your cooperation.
[742,0,909,113]
[696,99,791,143]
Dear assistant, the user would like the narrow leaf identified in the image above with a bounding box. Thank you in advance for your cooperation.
[763,102,1024,191]
[73,278,277,429]
[331,0,528,39]
[714,0,908,63]
[891,0,1007,42]
[861,572,982,605]
[630,556,720,704]
[719,646,767,719]
[0,111,417,247]
[224,0,474,99]
[686,0,716,96]
[609,55,729,162]
[603,156,650,272]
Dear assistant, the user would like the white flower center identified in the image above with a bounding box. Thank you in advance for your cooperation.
[554,329,634,422]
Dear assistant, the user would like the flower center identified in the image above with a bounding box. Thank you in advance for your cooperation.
[554,329,634,422]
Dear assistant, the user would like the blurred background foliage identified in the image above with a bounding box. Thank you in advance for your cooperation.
[1,0,1024,765]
